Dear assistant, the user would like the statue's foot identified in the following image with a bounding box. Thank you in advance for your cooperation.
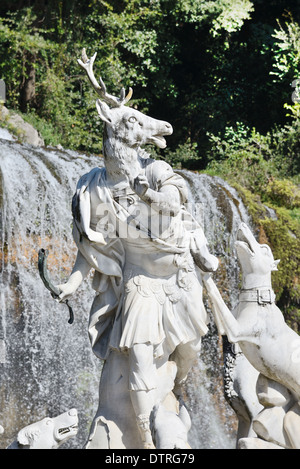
[143,442,156,449]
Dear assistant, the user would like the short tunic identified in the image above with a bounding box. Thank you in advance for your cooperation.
[117,257,208,359]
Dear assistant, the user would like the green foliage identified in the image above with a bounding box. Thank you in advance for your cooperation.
[265,178,300,208]
[261,209,300,314]
[271,117,300,176]
[206,113,300,188]
[210,0,254,36]
[21,111,62,147]
[2,0,299,154]
[0,8,57,108]
[159,140,201,169]
[206,123,275,193]
[271,18,300,82]
[167,0,254,34]
[0,1,298,178]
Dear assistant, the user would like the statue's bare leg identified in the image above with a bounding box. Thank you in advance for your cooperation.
[170,341,199,396]
[129,343,157,448]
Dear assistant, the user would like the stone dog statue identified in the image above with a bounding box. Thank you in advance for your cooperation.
[204,222,300,449]
[6,409,78,449]
[150,400,192,449]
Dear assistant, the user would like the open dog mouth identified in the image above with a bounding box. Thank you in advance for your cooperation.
[58,422,78,437]
[235,225,255,256]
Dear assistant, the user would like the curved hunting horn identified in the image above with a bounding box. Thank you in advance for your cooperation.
[38,248,74,324]
[78,48,133,107]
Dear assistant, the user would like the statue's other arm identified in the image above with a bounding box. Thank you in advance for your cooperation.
[130,162,182,215]
[134,177,180,215]
[57,250,91,301]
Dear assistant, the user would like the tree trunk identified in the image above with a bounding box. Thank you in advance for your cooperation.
[19,55,36,113]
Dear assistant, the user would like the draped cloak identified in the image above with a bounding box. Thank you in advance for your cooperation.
[71,158,210,362]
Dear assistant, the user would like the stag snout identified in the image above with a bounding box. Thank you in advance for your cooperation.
[146,119,173,149]
[114,109,173,149]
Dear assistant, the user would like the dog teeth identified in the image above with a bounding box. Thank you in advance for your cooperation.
[58,427,69,434]
[58,423,78,434]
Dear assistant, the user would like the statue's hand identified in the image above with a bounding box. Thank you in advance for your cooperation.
[56,283,77,302]
[130,174,149,198]
[191,243,219,273]
[85,228,106,244]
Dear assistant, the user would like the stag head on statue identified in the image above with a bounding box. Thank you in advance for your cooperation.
[77,48,173,184]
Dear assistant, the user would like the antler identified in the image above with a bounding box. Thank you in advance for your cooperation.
[77,48,133,108]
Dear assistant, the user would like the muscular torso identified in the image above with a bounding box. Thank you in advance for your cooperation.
[86,158,191,278]
[123,238,179,277]
[90,186,185,278]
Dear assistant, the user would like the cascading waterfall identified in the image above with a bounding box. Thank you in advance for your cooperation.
[0,134,103,448]
[0,133,252,449]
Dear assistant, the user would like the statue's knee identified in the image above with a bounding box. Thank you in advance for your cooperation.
[173,342,199,362]
[130,343,154,368]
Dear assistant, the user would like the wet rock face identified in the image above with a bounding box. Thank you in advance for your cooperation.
[0,142,102,448]
[0,106,44,146]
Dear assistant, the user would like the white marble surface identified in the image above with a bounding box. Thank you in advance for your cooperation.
[57,49,219,449]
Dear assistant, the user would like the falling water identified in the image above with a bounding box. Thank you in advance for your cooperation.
[0,134,252,449]
[0,134,103,448]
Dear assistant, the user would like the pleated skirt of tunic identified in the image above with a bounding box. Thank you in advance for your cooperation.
[118,268,208,360]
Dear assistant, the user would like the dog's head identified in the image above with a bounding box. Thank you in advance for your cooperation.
[235,223,280,276]
[17,408,78,449]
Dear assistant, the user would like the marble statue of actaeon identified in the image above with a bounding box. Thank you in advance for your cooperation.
[55,48,219,449]
[205,222,300,449]
[6,409,78,449]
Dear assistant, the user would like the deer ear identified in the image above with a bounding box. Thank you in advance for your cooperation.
[96,99,112,124]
